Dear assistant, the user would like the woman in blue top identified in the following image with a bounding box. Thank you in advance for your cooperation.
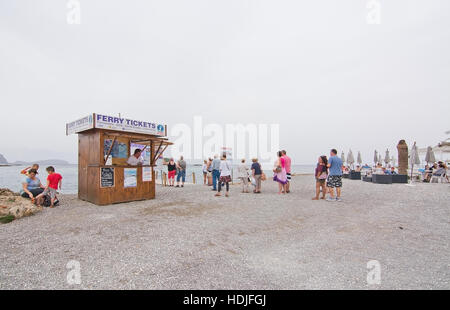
[20,169,45,200]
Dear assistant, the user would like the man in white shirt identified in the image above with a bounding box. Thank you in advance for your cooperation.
[127,149,144,166]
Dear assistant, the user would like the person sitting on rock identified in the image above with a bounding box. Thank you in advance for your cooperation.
[20,169,45,203]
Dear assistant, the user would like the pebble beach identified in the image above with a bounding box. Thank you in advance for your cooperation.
[0,175,449,289]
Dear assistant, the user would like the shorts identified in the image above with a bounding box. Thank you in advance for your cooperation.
[168,170,176,179]
[327,175,342,188]
[176,169,186,182]
[286,173,291,182]
[42,187,58,199]
[316,178,326,184]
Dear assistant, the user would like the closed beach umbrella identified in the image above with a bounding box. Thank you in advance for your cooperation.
[378,153,382,165]
[424,146,436,164]
[341,151,346,164]
[391,156,396,167]
[357,151,362,165]
[410,142,420,182]
[384,149,390,166]
[374,150,378,165]
[347,150,355,168]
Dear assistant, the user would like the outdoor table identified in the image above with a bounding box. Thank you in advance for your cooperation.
[372,174,393,184]
[349,171,361,180]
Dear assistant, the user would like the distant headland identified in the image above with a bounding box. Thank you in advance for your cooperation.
[0,154,72,166]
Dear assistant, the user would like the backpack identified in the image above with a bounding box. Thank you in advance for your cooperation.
[42,194,52,207]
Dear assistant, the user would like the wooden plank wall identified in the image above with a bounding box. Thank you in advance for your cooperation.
[78,129,156,205]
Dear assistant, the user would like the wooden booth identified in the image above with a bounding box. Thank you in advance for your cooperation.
[66,113,172,205]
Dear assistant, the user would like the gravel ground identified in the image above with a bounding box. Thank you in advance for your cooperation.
[0,176,449,289]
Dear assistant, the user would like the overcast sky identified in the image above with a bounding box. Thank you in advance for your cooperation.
[1,0,449,164]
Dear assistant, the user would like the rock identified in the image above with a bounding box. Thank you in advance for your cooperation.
[0,188,42,222]
[0,153,8,165]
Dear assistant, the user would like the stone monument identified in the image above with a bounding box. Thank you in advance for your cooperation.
[397,140,408,175]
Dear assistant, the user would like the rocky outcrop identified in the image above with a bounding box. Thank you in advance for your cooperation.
[0,154,8,165]
[0,189,42,223]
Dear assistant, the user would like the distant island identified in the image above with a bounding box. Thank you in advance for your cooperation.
[0,153,72,166]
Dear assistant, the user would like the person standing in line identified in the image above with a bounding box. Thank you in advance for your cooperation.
[326,149,343,202]
[206,157,213,186]
[215,154,232,197]
[312,156,328,200]
[166,158,176,186]
[251,158,262,193]
[237,158,250,193]
[211,154,221,191]
[273,151,288,194]
[202,159,208,185]
[281,150,292,193]
[176,156,187,187]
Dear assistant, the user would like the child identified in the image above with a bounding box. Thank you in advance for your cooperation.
[20,163,39,176]
[36,166,62,208]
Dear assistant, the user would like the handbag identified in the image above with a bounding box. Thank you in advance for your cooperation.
[318,172,328,180]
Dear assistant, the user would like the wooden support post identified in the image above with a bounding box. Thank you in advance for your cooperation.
[163,172,167,186]
[192,172,196,184]
[151,140,164,166]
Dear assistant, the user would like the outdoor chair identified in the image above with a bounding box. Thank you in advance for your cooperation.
[430,173,448,183]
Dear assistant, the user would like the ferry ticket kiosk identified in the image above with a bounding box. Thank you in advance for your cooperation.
[66,113,172,205]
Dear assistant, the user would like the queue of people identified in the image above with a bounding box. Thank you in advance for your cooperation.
[162,149,295,197]
[205,150,292,197]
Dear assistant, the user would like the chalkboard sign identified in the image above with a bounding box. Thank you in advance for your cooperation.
[100,167,115,188]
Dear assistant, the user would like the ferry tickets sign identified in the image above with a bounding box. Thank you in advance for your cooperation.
[66,113,167,136]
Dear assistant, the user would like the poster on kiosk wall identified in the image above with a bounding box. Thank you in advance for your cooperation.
[124,168,137,188]
[142,167,152,182]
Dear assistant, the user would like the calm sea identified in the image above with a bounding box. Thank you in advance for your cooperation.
[0,164,315,194]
